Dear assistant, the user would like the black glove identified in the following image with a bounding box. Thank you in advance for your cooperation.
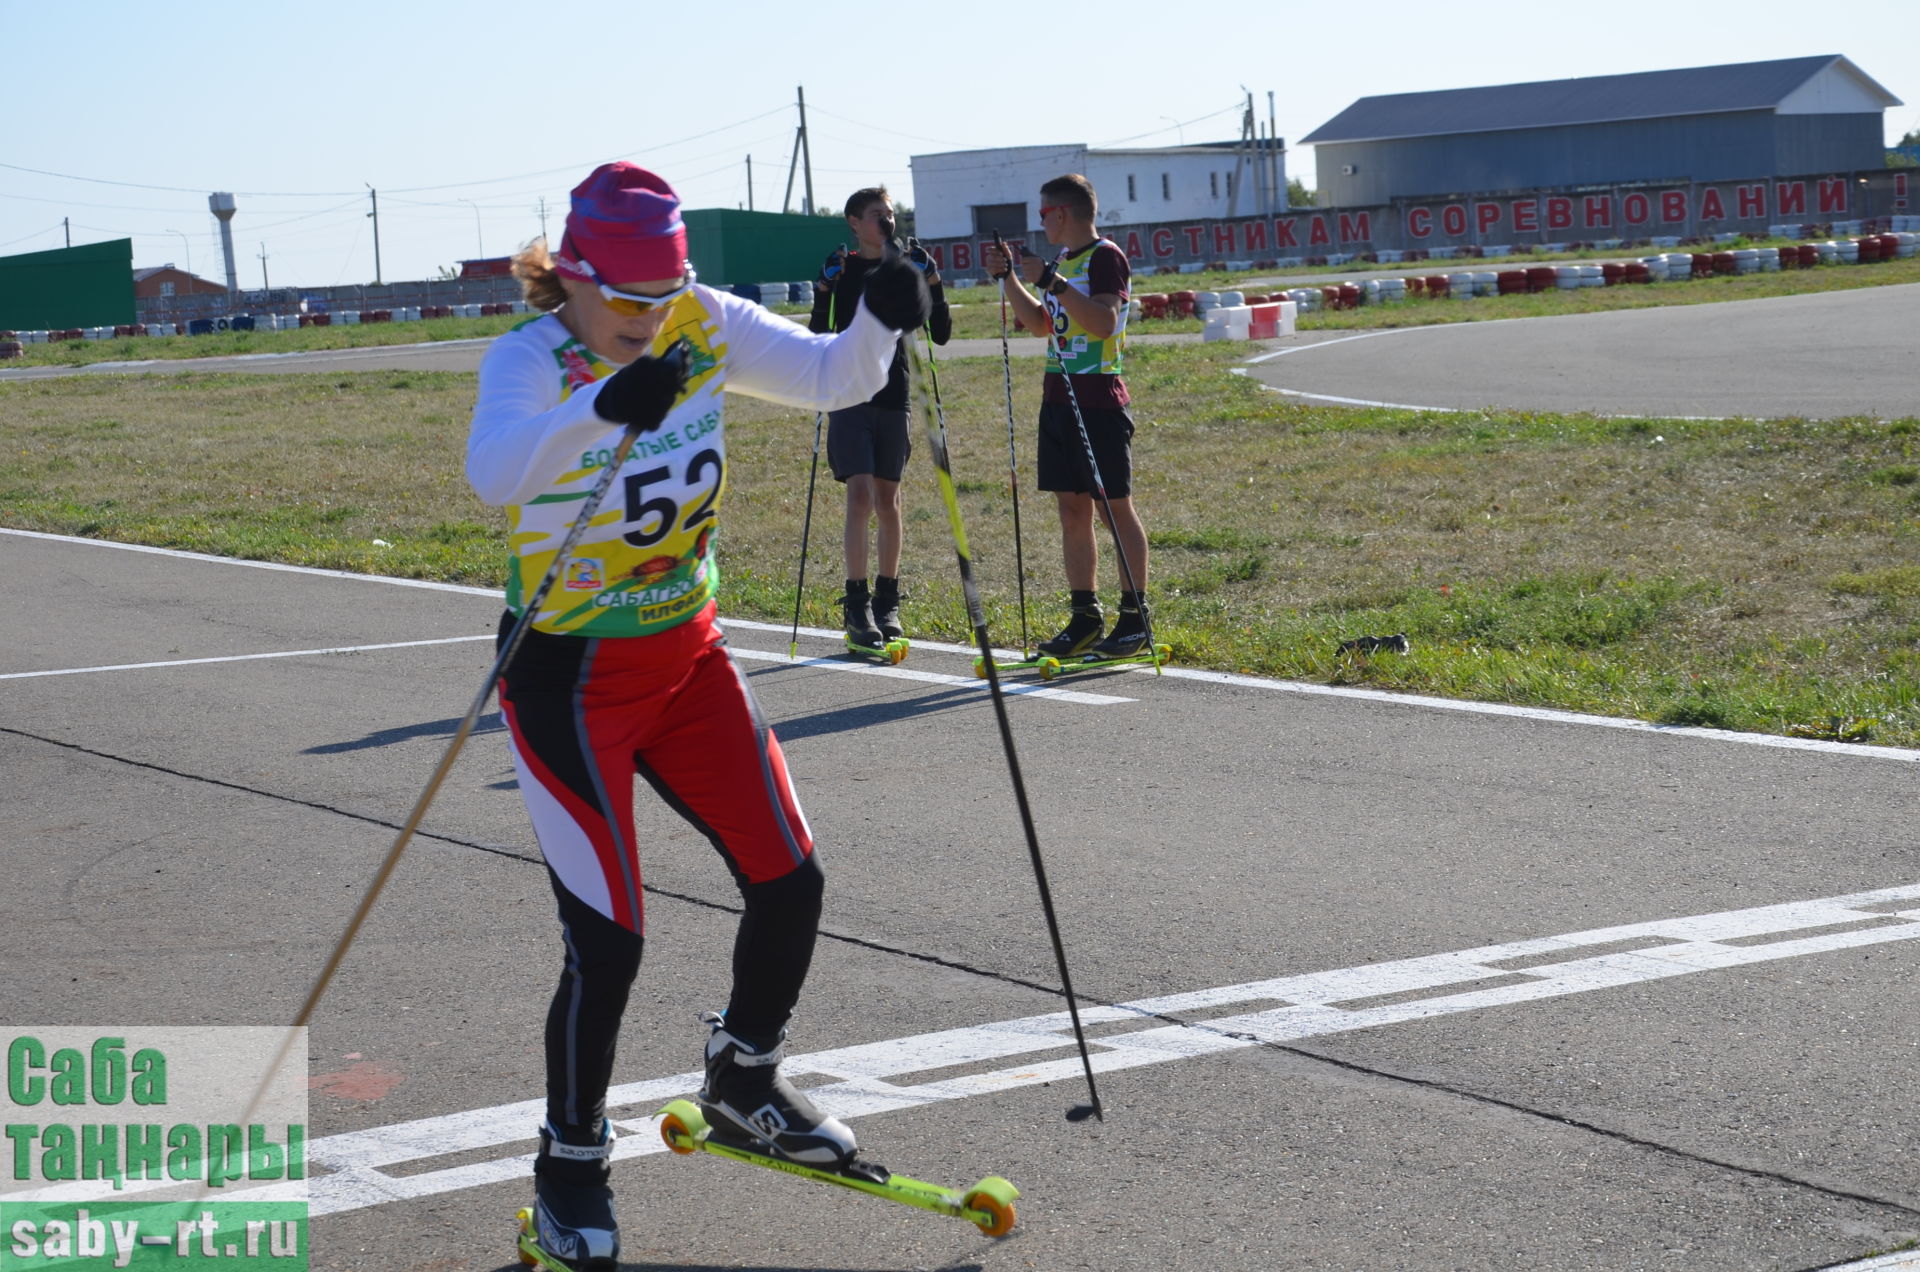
[988,232,1012,281]
[860,248,932,331]
[906,238,941,287]
[818,245,848,291]
[592,338,692,434]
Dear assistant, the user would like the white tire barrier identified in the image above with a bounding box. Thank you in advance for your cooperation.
[1201,300,1297,342]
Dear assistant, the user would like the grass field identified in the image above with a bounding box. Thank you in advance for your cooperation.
[4,340,1917,747]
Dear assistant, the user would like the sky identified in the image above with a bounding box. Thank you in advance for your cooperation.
[3,0,1917,290]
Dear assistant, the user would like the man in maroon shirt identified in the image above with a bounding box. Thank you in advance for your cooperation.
[983,174,1150,658]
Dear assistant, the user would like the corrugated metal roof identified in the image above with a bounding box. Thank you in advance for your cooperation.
[1300,56,1896,145]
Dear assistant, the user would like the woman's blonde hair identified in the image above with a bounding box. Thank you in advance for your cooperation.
[512,237,567,312]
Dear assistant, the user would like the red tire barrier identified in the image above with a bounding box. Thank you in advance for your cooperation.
[1525,266,1557,293]
[0,340,22,360]
[1796,244,1818,267]
[1320,286,1342,309]
[1711,252,1736,274]
[1856,237,1881,263]
[1424,275,1450,296]
[1497,270,1527,294]
[1876,234,1898,259]
[1601,263,1626,285]
[1406,277,1426,296]
[1624,263,1651,284]
[1337,283,1361,308]
[1691,253,1713,278]
[1139,293,1169,318]
[1170,291,1196,317]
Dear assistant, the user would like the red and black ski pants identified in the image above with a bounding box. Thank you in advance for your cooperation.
[496,603,823,1136]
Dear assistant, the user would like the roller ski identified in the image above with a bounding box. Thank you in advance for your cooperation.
[842,580,909,664]
[655,1012,1017,1236]
[656,1099,1018,1236]
[972,597,1103,678]
[514,1123,619,1270]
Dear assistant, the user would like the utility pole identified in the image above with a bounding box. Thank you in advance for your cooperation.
[782,86,815,214]
[746,155,754,212]
[798,85,815,216]
[536,196,549,243]
[258,242,269,291]
[366,184,383,285]
[1269,90,1282,212]
[1228,90,1254,219]
[64,217,71,248]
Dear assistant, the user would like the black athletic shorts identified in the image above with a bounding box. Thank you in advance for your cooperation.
[1037,401,1134,498]
[826,403,911,483]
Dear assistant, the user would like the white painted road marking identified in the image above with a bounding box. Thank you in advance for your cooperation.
[727,645,1132,705]
[0,635,495,680]
[32,881,1900,1214]
[7,527,1916,760]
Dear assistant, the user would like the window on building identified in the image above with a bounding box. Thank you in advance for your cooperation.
[1161,173,1170,200]
[1127,174,1136,201]
[1225,172,1233,198]
[1209,172,1218,198]
[972,202,1027,237]
[160,281,176,297]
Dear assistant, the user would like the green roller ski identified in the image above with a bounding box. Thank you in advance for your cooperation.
[654,1099,1018,1237]
[846,634,911,664]
[1030,643,1172,681]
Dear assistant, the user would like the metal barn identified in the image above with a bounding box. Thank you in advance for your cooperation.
[1301,55,1902,207]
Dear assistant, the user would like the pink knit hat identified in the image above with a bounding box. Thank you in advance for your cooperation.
[553,162,688,285]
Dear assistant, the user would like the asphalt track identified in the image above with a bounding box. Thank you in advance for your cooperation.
[3,289,1918,1271]
[1242,283,1920,420]
[2,528,1917,1272]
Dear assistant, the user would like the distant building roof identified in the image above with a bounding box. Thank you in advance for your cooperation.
[1301,55,1902,146]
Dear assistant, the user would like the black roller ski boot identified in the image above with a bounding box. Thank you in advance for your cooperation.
[699,1011,857,1167]
[871,574,905,643]
[526,1121,618,1270]
[841,579,885,653]
[1090,594,1151,659]
[1038,593,1105,658]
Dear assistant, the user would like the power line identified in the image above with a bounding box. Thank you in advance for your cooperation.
[802,103,969,148]
[1095,104,1244,148]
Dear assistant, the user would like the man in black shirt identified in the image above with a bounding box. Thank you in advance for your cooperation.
[810,185,951,647]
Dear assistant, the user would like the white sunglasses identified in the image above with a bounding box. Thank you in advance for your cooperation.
[574,255,698,315]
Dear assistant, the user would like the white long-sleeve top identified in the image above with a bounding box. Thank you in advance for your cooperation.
[466,286,899,637]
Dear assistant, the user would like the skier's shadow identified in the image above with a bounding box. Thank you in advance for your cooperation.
[755,682,983,743]
[301,712,505,754]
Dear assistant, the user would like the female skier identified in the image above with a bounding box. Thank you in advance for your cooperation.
[466,161,929,1269]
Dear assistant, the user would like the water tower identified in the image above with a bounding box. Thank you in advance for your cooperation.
[209,192,239,294]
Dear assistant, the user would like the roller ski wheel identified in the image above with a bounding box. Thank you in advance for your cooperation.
[972,655,989,680]
[514,1209,539,1267]
[1038,657,1062,681]
[654,1098,1018,1237]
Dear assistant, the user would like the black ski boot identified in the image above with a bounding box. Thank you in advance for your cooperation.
[699,1011,857,1167]
[1038,594,1105,658]
[841,580,884,651]
[871,575,904,642]
[1091,595,1151,658]
[530,1121,618,1269]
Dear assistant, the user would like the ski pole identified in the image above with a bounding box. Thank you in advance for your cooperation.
[991,231,1032,656]
[1033,244,1161,671]
[236,344,691,1134]
[901,290,1105,1124]
[788,282,837,658]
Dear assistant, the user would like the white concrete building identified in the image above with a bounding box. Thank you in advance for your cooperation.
[910,142,1286,239]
